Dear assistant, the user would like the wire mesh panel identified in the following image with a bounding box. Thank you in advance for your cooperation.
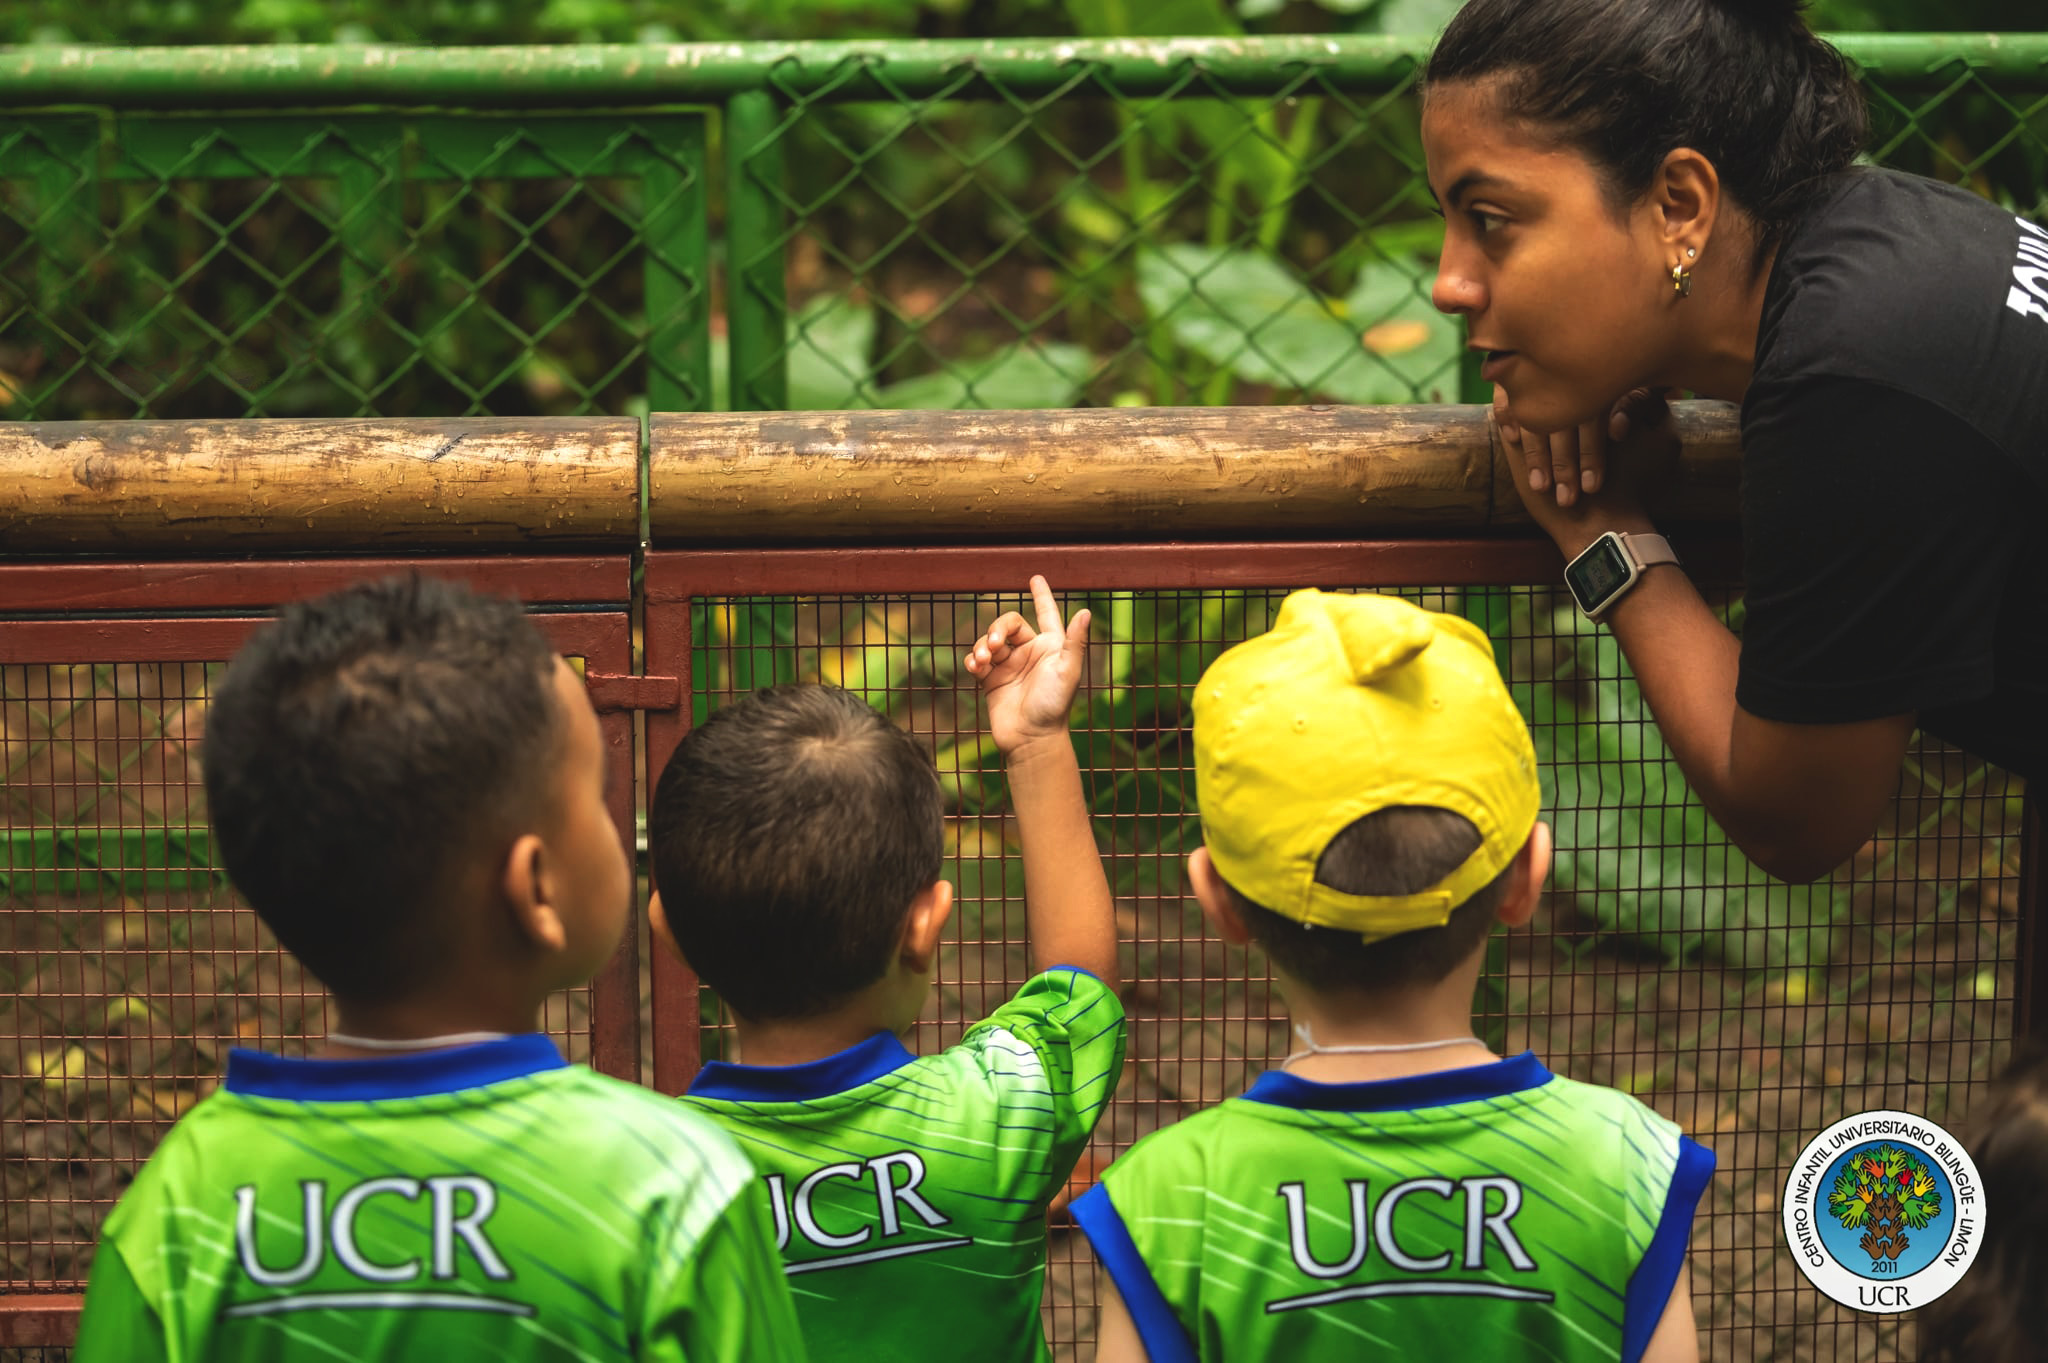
[0,113,708,419]
[650,553,2022,1363]
[728,59,1462,413]
[0,606,635,1302]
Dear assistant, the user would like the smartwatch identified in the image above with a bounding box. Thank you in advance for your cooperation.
[1563,531,1679,621]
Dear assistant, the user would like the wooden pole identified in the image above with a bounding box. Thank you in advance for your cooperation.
[0,418,640,553]
[0,404,1742,553]
[648,402,1742,544]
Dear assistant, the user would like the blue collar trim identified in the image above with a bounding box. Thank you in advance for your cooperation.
[1240,1050,1553,1112]
[224,1034,566,1102]
[688,1031,916,1103]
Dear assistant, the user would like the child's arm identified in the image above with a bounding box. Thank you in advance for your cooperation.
[964,574,1119,990]
[1641,1259,1702,1363]
[1093,1276,1150,1363]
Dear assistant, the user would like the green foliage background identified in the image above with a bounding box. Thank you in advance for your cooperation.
[1,0,2039,46]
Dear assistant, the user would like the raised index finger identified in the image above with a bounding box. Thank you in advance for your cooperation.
[1028,574,1064,639]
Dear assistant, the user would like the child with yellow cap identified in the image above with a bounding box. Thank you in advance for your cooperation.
[1071,589,1713,1363]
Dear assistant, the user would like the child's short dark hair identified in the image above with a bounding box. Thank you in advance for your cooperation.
[650,684,944,1022]
[1225,806,1511,992]
[1918,1043,2048,1363]
[202,576,561,1003]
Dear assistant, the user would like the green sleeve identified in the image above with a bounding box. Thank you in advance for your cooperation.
[641,1180,808,1362]
[73,1244,170,1363]
[960,967,1127,1153]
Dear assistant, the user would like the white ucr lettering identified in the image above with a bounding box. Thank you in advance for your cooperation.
[867,1152,949,1236]
[1374,1179,1456,1272]
[1461,1177,1538,1271]
[331,1178,424,1283]
[234,1182,327,1288]
[1278,1181,1370,1280]
[793,1164,871,1249]
[428,1176,513,1281]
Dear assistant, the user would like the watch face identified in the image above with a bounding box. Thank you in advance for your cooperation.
[1567,538,1632,611]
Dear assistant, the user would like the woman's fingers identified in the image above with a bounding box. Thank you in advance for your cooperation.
[1576,418,1606,498]
[1547,427,1583,508]
[1494,388,1541,489]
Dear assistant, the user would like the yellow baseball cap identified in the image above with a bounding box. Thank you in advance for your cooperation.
[1193,590,1541,944]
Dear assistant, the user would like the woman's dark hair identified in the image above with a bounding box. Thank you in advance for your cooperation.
[1427,0,1868,263]
[203,576,563,1003]
[649,684,945,1022]
[1918,1044,2048,1363]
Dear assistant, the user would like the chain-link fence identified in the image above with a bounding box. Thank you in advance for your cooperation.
[0,36,2042,420]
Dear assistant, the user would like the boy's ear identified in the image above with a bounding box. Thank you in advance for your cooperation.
[647,890,679,958]
[1187,847,1252,946]
[502,833,570,954]
[899,880,955,973]
[1494,821,1553,930]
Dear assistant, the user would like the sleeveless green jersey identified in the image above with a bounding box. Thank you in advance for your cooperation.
[75,1034,806,1363]
[1073,1052,1712,1363]
[683,967,1126,1363]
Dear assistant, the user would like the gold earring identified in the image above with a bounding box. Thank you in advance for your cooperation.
[1671,262,1694,298]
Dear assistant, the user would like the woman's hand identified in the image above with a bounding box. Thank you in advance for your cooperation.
[1496,385,1678,553]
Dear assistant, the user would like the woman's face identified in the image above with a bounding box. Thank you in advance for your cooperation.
[1422,81,1678,433]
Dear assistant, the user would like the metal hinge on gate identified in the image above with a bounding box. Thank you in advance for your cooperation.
[585,673,682,712]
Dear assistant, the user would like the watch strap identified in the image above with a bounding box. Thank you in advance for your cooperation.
[1620,533,1679,571]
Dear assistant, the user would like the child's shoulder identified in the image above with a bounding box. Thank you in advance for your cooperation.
[155,1064,751,1201]
[1526,1070,1686,1150]
[938,967,1127,1088]
[953,966,1125,1054]
[547,1066,758,1181]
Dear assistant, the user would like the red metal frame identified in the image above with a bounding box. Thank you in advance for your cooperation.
[0,556,629,613]
[642,536,1744,600]
[0,558,636,1345]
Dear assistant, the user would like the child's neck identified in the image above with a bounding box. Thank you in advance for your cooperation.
[730,987,908,1068]
[322,994,545,1060]
[1275,968,1496,1085]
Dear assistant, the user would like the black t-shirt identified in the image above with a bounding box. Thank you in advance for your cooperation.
[1738,168,2048,778]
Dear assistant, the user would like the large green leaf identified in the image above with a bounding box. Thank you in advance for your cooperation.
[1354,0,1462,34]
[1139,242,1459,403]
[878,341,1094,409]
[786,295,880,409]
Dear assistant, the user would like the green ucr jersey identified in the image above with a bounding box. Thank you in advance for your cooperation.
[1073,1052,1713,1363]
[75,1034,807,1363]
[683,967,1127,1363]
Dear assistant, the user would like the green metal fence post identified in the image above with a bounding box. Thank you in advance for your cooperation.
[725,90,788,412]
[642,117,712,413]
